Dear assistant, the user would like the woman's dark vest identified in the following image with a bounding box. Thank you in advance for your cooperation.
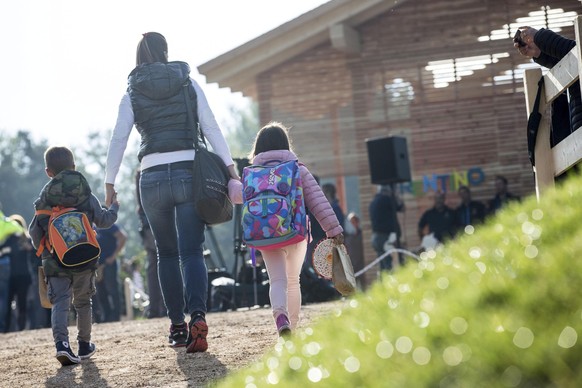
[128,61,197,161]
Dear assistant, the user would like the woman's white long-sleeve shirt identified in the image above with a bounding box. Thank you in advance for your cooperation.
[105,77,234,185]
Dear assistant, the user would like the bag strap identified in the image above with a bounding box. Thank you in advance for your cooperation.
[182,81,204,151]
[527,76,545,166]
[530,77,544,123]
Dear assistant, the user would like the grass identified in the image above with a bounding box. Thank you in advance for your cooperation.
[218,172,582,387]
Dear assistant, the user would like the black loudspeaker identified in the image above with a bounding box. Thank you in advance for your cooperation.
[366,135,411,184]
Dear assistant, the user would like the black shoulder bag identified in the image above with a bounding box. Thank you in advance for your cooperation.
[527,77,544,166]
[183,82,233,225]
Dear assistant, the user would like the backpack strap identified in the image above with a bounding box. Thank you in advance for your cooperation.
[35,206,76,217]
[34,209,52,257]
[182,81,203,151]
[526,76,544,166]
[263,159,283,165]
[36,238,48,257]
[250,247,256,268]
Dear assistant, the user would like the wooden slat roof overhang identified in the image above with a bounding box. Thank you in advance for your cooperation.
[197,0,409,99]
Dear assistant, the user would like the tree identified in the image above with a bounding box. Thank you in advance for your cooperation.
[223,100,259,159]
[0,130,48,222]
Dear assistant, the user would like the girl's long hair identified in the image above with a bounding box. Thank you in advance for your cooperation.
[136,32,168,66]
[249,121,292,158]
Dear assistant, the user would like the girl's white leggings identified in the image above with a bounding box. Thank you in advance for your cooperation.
[260,239,307,329]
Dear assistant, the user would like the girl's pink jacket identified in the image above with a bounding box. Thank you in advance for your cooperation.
[228,149,343,238]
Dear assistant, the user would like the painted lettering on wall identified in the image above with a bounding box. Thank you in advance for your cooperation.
[399,167,485,196]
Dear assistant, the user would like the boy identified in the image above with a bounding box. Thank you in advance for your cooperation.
[29,146,119,366]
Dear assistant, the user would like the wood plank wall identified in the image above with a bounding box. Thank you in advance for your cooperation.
[255,0,579,287]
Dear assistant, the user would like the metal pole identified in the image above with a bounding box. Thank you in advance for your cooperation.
[206,225,227,269]
[231,158,250,309]
[231,203,242,308]
[252,260,258,306]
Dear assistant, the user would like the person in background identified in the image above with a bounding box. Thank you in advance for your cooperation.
[417,191,456,244]
[487,175,520,216]
[515,26,581,145]
[0,209,25,333]
[105,32,238,352]
[135,169,165,319]
[95,223,127,323]
[129,259,145,297]
[300,174,341,304]
[344,212,364,287]
[3,215,33,332]
[229,122,344,337]
[7,212,50,330]
[304,175,326,265]
[454,186,486,234]
[27,253,51,330]
[369,184,405,271]
[322,183,345,229]
[29,146,118,366]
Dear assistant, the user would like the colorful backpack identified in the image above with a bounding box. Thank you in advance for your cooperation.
[241,159,308,250]
[35,206,101,267]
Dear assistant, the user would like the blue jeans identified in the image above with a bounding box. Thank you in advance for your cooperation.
[139,165,207,324]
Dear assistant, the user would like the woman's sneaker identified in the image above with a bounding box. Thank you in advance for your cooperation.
[186,315,208,353]
[78,341,96,360]
[168,322,188,347]
[56,341,80,366]
[276,314,291,337]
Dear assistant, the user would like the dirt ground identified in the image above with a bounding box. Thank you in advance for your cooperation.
[0,301,339,388]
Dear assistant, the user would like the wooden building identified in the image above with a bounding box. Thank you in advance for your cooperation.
[199,0,580,284]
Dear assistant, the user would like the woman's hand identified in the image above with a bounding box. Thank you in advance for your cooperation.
[105,183,116,207]
[515,26,541,58]
[332,233,344,246]
[227,164,240,181]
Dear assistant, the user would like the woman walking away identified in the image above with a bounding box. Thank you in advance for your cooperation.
[229,122,343,337]
[104,32,239,353]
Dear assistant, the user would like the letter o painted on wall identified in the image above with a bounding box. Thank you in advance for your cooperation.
[467,167,485,186]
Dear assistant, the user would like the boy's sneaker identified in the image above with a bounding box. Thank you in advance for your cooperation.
[168,322,188,348]
[276,314,291,337]
[78,341,96,360]
[56,341,80,366]
[186,315,208,353]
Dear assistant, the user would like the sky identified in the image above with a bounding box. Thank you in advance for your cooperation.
[0,0,330,146]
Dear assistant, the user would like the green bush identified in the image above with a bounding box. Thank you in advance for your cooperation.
[219,173,582,387]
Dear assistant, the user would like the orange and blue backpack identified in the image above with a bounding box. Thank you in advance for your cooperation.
[35,206,101,267]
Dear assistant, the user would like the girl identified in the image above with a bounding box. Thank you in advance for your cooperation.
[229,122,343,336]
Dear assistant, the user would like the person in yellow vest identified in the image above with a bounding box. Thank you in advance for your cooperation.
[0,208,25,333]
